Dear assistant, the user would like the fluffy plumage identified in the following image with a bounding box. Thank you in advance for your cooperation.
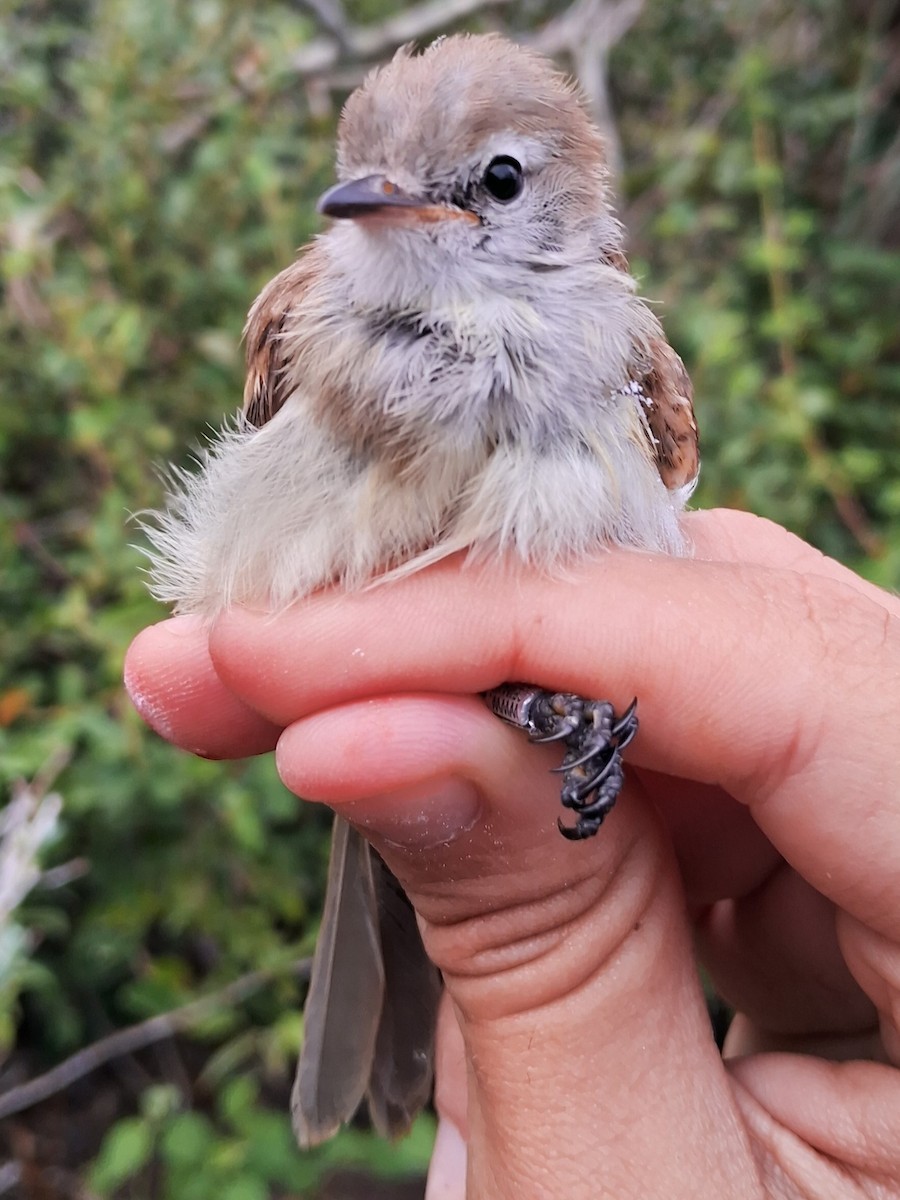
[146,32,698,617]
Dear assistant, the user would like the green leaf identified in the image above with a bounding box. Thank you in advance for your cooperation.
[219,1177,269,1200]
[88,1117,154,1194]
[161,1111,217,1169]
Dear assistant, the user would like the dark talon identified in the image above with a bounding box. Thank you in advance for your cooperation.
[615,721,639,752]
[568,772,624,820]
[565,753,619,800]
[557,816,591,840]
[530,726,577,745]
[558,812,609,840]
[611,708,639,752]
[561,766,624,816]
[551,738,612,772]
[612,699,638,736]
[482,684,638,841]
[559,775,621,835]
[528,696,582,742]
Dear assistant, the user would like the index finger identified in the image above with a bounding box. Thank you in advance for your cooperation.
[208,519,900,947]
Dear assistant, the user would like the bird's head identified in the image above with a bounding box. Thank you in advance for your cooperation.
[318,34,624,295]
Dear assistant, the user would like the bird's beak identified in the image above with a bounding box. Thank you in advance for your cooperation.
[317,175,479,225]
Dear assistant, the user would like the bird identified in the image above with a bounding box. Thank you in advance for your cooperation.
[144,31,698,1149]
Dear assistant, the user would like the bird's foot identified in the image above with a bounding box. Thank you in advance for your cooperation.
[483,685,638,840]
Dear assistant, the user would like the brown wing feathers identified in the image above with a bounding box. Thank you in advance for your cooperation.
[243,256,316,429]
[640,334,699,492]
[243,309,288,428]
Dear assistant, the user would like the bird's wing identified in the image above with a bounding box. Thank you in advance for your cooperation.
[243,248,318,428]
[634,333,699,493]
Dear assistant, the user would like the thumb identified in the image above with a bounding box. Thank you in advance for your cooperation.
[275,692,756,1200]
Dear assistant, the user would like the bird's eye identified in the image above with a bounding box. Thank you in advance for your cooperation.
[482,156,524,202]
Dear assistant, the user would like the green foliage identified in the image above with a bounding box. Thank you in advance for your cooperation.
[613,0,900,581]
[86,1077,437,1198]
[1,0,898,1191]
[0,0,382,1189]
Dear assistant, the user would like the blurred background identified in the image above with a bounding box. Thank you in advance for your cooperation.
[1,0,898,1195]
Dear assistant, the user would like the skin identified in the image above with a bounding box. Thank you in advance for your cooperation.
[124,509,900,1199]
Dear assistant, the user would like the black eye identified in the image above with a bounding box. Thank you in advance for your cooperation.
[482,156,524,202]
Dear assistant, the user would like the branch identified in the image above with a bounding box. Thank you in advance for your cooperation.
[531,0,644,58]
[530,0,646,183]
[287,0,516,78]
[291,0,351,51]
[0,959,311,1120]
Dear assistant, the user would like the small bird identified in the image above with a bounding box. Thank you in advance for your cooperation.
[146,32,698,1148]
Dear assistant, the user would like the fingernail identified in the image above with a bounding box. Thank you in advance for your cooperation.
[425,1119,467,1200]
[345,777,481,850]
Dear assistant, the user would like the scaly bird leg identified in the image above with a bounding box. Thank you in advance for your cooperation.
[483,686,638,840]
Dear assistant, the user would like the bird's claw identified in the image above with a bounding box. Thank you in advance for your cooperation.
[483,685,638,839]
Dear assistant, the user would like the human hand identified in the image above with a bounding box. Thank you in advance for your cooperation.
[125,509,900,1199]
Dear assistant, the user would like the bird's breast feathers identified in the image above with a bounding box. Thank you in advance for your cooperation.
[147,243,697,616]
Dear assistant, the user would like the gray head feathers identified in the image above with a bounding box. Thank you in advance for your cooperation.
[339,34,606,179]
[336,34,613,248]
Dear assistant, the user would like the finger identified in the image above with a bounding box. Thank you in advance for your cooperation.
[645,771,877,1045]
[433,993,468,1137]
[727,1054,900,1186]
[697,868,877,1046]
[426,996,468,1200]
[640,771,778,906]
[275,691,758,1196]
[209,530,900,943]
[124,617,282,758]
[684,509,900,616]
[426,1119,467,1200]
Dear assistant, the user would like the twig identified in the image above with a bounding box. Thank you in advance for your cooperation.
[287,0,515,78]
[37,858,90,891]
[531,0,644,64]
[290,0,351,52]
[0,960,311,1120]
[12,520,72,587]
[530,0,645,183]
